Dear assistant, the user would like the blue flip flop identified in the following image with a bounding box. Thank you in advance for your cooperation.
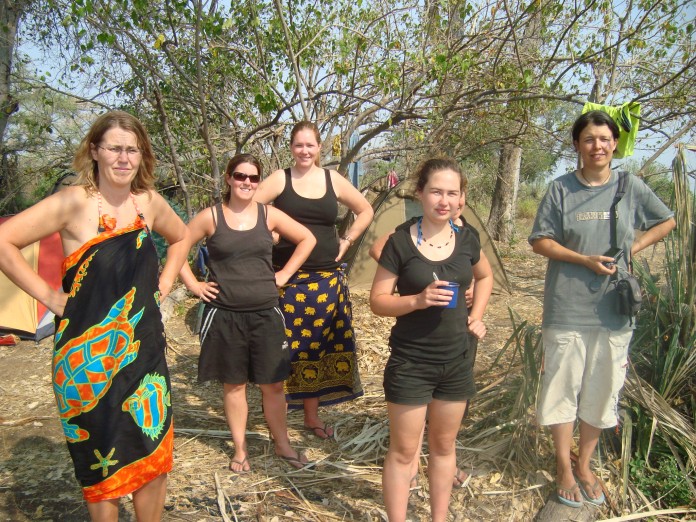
[577,478,606,506]
[557,483,583,508]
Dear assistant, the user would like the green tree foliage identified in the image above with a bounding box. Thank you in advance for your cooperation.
[6,0,695,217]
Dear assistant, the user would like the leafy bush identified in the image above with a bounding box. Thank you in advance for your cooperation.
[623,144,696,507]
[630,456,694,507]
[516,196,539,220]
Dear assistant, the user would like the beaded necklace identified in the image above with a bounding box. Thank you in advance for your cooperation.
[416,217,457,248]
[97,191,146,233]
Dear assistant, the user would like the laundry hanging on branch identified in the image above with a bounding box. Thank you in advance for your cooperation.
[582,101,641,159]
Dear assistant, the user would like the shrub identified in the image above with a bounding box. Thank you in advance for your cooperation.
[630,456,694,507]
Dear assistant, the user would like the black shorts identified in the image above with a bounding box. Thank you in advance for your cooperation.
[198,305,290,385]
[383,341,476,405]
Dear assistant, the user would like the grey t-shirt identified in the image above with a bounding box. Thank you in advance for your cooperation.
[529,170,673,330]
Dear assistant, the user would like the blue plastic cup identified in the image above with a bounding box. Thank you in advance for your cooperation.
[443,282,459,308]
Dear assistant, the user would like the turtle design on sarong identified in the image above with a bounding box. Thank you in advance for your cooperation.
[53,287,143,443]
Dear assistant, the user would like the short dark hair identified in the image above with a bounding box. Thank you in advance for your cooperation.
[412,157,467,194]
[223,153,263,203]
[571,110,620,142]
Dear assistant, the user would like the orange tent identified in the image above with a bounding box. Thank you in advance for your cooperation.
[0,216,63,340]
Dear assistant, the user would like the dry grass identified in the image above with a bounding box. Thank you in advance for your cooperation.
[156,231,560,521]
[1,220,692,520]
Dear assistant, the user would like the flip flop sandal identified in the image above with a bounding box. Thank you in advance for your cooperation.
[278,451,311,470]
[557,483,583,508]
[577,477,606,506]
[453,468,471,488]
[229,457,250,474]
[305,424,334,439]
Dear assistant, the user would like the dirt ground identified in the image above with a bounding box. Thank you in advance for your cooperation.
[0,221,638,521]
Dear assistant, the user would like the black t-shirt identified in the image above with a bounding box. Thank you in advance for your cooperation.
[395,215,481,246]
[378,223,481,363]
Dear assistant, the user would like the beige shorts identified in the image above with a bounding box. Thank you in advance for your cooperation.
[537,327,633,429]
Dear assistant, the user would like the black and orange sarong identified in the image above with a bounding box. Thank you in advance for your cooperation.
[280,266,363,409]
[54,219,172,502]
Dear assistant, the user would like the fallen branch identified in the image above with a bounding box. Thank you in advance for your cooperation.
[214,471,236,522]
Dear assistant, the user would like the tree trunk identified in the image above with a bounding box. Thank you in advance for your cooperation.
[153,89,193,219]
[0,0,21,148]
[487,142,521,242]
[193,0,220,203]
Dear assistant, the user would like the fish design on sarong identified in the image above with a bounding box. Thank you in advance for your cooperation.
[122,373,170,440]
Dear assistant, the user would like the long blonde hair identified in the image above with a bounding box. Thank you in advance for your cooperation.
[73,111,156,194]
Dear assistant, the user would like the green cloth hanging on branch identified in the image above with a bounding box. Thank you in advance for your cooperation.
[582,101,641,159]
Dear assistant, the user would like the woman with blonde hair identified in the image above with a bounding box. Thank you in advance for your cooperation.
[0,111,189,521]
[254,121,373,439]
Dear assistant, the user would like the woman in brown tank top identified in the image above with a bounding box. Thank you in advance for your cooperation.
[180,154,317,471]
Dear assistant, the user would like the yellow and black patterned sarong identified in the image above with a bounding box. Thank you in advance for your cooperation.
[279,266,363,408]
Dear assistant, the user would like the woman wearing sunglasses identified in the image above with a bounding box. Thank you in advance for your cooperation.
[254,121,373,441]
[180,153,316,471]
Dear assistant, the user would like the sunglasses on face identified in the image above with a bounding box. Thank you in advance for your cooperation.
[231,172,260,183]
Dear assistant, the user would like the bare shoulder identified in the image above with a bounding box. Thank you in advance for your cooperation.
[34,185,92,222]
[54,185,91,208]
[0,185,92,249]
[329,168,347,184]
[255,169,286,203]
[133,190,168,228]
[265,204,286,222]
[330,170,369,209]
[266,168,287,187]
[329,168,351,195]
[135,189,172,214]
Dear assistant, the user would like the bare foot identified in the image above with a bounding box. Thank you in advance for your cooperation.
[556,467,582,506]
[574,469,606,505]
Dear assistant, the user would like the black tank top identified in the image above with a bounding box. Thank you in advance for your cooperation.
[205,202,279,311]
[272,168,339,270]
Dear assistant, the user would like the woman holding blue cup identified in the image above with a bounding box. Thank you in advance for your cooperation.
[370,157,493,522]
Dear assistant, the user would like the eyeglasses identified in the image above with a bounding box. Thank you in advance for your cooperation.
[231,172,261,183]
[96,144,141,157]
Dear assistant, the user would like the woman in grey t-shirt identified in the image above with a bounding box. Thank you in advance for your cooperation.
[529,111,675,508]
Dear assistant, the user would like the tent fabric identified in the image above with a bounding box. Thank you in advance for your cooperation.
[0,216,63,340]
[343,180,511,294]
